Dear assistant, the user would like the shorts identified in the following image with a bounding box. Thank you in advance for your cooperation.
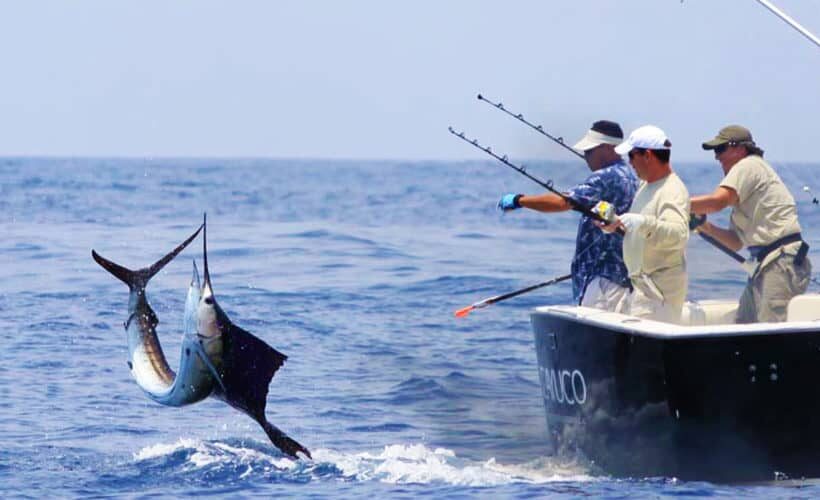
[580,276,630,312]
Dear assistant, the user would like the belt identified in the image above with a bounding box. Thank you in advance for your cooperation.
[747,233,808,265]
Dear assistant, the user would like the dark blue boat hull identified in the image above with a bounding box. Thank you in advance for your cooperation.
[531,310,820,481]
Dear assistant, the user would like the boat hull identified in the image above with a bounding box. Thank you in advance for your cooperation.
[532,308,820,481]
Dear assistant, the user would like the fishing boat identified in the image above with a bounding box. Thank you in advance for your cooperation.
[526,0,820,482]
[447,0,820,481]
[531,296,820,481]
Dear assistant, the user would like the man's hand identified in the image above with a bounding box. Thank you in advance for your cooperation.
[619,213,647,233]
[689,213,706,231]
[497,194,523,212]
[595,213,645,234]
[595,218,624,234]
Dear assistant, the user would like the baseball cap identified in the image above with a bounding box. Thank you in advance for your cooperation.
[572,120,624,152]
[702,125,754,150]
[614,125,672,155]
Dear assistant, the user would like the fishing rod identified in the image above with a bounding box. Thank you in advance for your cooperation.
[454,274,572,318]
[693,227,758,276]
[476,94,585,160]
[754,0,820,49]
[448,126,621,232]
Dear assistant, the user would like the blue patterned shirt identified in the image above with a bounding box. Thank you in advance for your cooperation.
[564,160,638,303]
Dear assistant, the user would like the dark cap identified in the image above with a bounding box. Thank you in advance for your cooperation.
[591,120,624,139]
[572,120,624,151]
[702,125,755,150]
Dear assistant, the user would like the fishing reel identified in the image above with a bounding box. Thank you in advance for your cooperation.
[591,201,617,225]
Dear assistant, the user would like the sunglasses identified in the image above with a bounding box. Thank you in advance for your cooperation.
[628,148,646,160]
[714,143,730,156]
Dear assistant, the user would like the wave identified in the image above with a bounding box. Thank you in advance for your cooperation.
[132,439,596,486]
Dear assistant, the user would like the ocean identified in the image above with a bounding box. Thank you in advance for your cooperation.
[3,157,820,498]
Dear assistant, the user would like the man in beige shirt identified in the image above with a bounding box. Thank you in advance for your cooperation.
[690,125,810,323]
[599,125,690,323]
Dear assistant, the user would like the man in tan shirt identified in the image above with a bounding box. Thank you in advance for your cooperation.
[598,125,690,323]
[690,125,810,323]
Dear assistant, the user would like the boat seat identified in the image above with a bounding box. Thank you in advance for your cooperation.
[787,294,820,322]
[680,300,738,326]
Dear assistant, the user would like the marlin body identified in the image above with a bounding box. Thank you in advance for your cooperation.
[92,219,311,459]
[92,225,219,406]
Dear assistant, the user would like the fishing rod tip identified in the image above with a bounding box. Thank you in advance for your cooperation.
[476,93,483,100]
[454,307,472,318]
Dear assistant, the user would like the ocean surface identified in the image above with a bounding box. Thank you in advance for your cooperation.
[3,157,820,498]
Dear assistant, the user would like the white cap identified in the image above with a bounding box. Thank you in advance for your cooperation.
[614,125,672,155]
[572,130,622,151]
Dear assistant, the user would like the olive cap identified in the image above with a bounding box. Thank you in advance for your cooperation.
[702,125,755,150]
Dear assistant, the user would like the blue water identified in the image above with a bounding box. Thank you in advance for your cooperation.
[3,158,820,498]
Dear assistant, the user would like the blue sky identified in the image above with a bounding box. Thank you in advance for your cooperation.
[0,1,817,161]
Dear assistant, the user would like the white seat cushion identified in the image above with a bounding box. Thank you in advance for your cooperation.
[680,300,738,326]
[787,294,820,322]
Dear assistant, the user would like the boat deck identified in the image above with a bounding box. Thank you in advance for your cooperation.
[533,293,820,339]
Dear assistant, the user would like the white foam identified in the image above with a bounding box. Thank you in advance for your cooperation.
[134,439,596,485]
[133,437,201,461]
[133,438,296,471]
[314,443,596,486]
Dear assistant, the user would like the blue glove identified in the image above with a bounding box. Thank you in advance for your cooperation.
[498,193,523,211]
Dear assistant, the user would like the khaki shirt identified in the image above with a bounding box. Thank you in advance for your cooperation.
[721,155,801,248]
[623,172,690,307]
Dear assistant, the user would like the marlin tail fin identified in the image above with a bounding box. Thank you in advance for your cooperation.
[91,224,204,290]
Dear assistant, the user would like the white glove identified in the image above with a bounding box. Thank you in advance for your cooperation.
[619,213,647,234]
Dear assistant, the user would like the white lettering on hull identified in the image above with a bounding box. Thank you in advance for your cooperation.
[539,367,587,406]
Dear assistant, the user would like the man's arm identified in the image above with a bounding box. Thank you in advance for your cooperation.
[697,221,744,252]
[518,193,572,213]
[690,186,738,215]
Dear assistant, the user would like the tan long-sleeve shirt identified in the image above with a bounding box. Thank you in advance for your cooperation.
[623,172,690,309]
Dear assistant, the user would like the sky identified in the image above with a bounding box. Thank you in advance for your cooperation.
[0,0,817,162]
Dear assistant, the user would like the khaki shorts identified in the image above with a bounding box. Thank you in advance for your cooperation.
[624,284,685,324]
[580,277,630,312]
[736,249,811,323]
[622,272,686,324]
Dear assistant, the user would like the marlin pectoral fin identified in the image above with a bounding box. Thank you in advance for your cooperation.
[124,312,137,330]
[193,341,227,393]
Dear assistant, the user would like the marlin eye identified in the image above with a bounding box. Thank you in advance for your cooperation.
[204,297,214,305]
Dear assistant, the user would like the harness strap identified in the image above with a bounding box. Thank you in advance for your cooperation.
[748,233,807,264]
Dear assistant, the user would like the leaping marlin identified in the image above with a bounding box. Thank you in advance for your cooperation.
[91,217,311,459]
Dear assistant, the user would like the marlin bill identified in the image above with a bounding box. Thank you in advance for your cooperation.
[91,218,311,459]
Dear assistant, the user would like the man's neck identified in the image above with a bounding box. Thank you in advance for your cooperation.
[645,164,673,183]
[591,156,623,172]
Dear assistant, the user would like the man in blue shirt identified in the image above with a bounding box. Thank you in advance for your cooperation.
[498,120,639,309]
